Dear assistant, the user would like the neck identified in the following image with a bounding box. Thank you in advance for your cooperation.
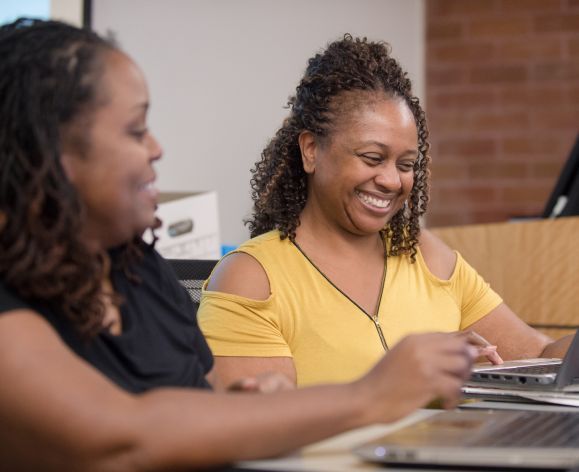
[296,205,384,259]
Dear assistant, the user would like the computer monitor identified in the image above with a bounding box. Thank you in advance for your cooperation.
[542,133,579,218]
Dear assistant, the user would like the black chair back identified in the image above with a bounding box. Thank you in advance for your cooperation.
[167,258,219,305]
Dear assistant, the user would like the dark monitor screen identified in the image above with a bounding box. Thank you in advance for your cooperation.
[543,133,579,218]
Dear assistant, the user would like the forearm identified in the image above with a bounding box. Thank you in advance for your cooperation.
[130,382,371,470]
[540,333,574,358]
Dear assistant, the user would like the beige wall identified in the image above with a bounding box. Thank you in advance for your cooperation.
[92,0,425,245]
[51,0,83,26]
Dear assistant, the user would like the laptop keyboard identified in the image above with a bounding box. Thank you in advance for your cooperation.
[475,412,579,447]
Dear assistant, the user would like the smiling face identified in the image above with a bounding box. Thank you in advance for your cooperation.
[299,93,418,237]
[61,50,162,251]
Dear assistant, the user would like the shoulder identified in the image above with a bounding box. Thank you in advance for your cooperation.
[206,251,270,301]
[418,229,457,280]
[238,230,284,254]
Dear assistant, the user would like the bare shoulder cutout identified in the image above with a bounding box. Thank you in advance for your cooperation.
[206,252,270,301]
[418,229,457,280]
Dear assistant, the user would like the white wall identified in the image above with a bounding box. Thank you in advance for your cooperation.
[93,0,424,245]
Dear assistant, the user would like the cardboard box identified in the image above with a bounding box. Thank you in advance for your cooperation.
[431,217,579,339]
[146,191,221,260]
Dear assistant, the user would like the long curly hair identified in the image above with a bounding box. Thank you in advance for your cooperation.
[246,34,430,260]
[0,18,135,337]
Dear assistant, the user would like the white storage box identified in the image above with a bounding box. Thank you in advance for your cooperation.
[146,191,221,260]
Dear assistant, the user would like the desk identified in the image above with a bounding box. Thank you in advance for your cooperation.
[235,409,439,471]
[235,403,579,472]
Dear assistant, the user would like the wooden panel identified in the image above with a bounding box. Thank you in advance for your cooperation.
[532,327,577,340]
[431,217,579,330]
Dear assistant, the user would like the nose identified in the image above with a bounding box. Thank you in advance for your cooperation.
[147,131,163,162]
[374,161,402,192]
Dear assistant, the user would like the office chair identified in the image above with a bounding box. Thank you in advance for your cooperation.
[167,258,219,305]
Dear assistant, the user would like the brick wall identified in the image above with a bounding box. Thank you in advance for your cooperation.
[425,0,579,227]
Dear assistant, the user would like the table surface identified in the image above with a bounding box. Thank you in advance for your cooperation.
[235,401,579,472]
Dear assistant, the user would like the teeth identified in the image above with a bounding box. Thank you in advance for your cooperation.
[356,191,391,209]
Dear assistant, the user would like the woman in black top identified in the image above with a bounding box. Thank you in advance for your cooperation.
[0,18,482,470]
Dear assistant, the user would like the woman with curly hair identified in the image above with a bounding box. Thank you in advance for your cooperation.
[0,19,488,470]
[198,35,571,387]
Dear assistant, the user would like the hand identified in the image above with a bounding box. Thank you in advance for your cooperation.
[227,371,295,394]
[357,332,478,423]
[463,330,503,365]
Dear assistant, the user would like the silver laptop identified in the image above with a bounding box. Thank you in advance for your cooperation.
[468,329,579,390]
[354,409,579,469]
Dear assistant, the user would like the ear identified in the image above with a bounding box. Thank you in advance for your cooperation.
[298,130,317,174]
[60,151,78,184]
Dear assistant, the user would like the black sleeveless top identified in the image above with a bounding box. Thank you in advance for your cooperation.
[0,244,213,393]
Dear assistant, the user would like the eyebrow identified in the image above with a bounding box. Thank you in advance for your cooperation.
[358,141,419,158]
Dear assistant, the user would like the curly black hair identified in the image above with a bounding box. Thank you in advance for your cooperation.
[0,18,135,337]
[246,34,430,260]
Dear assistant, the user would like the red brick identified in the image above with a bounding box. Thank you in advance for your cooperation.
[428,0,499,17]
[427,21,464,41]
[569,38,579,57]
[468,162,528,179]
[439,139,497,159]
[531,109,579,128]
[469,65,527,84]
[469,17,531,37]
[500,0,562,11]
[570,0,579,8]
[534,14,579,32]
[570,86,579,101]
[428,90,497,108]
[426,211,470,228]
[439,186,499,204]
[430,162,470,179]
[530,161,567,178]
[532,62,579,81]
[497,86,565,108]
[427,67,469,87]
[427,113,473,134]
[430,43,495,62]
[497,39,562,61]
[501,186,551,204]
[469,209,513,223]
[502,137,562,154]
[470,111,530,130]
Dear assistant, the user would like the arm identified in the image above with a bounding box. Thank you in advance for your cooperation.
[0,310,476,471]
[420,229,572,360]
[204,252,298,387]
[468,306,573,359]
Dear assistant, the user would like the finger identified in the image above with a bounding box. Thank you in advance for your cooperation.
[435,376,464,410]
[440,352,474,380]
[463,330,493,348]
[227,377,259,392]
[431,340,479,379]
[478,347,504,365]
[258,375,295,393]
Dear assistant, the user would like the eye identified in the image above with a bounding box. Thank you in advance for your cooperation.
[130,128,148,141]
[358,153,383,166]
[397,161,416,172]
